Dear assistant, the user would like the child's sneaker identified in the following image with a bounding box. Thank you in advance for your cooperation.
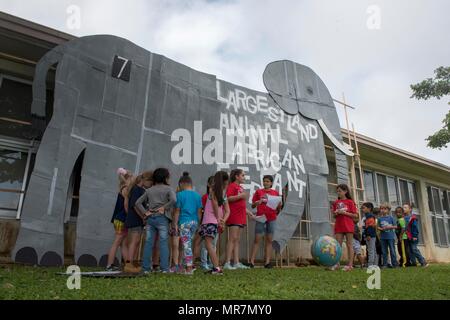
[169,265,181,273]
[105,264,120,272]
[328,264,339,271]
[124,262,141,274]
[234,262,250,269]
[421,263,429,268]
[209,267,223,275]
[201,263,211,271]
[223,262,236,270]
[183,269,195,276]
[342,265,353,272]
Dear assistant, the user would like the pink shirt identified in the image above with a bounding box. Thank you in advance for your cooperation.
[202,195,226,225]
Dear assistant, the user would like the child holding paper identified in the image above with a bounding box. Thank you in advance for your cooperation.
[249,175,281,268]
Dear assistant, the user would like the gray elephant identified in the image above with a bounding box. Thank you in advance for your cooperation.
[13,35,351,266]
[13,35,220,266]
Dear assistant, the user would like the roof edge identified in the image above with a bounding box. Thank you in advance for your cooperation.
[0,10,76,44]
[342,128,450,173]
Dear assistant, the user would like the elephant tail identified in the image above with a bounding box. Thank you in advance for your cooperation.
[30,46,65,139]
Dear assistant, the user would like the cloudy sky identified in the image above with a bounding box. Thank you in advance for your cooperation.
[1,0,449,165]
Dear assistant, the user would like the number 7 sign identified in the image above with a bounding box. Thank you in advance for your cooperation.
[111,55,131,81]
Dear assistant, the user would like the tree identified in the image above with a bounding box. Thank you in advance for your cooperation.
[410,66,450,149]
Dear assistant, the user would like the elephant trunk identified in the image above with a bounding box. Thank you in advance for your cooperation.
[31,46,65,139]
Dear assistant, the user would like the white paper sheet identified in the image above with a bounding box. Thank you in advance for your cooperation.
[266,195,282,210]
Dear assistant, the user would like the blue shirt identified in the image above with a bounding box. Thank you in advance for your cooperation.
[378,215,396,240]
[176,190,202,225]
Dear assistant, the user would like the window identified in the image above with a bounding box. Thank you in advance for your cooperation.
[427,186,450,247]
[376,174,389,204]
[0,146,32,218]
[0,75,53,140]
[0,77,33,139]
[443,191,450,245]
[387,176,399,209]
[441,190,449,215]
[408,182,419,210]
[399,179,410,205]
[363,171,376,203]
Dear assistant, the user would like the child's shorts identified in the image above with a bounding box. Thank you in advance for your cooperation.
[128,225,143,234]
[199,224,218,239]
[113,219,128,235]
[227,224,245,228]
[352,239,362,255]
[255,220,276,235]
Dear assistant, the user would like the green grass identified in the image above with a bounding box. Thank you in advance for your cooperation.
[1,264,449,300]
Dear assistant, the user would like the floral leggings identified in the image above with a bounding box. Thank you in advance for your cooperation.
[180,220,198,267]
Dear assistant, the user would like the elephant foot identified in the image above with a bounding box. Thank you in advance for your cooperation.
[75,236,118,267]
[13,228,64,266]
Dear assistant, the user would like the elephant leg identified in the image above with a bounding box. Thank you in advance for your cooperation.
[13,132,86,266]
[308,173,332,239]
[74,144,137,267]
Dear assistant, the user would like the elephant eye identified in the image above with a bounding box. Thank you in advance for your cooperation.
[307,86,314,95]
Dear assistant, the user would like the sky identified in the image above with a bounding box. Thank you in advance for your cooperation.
[1,0,449,165]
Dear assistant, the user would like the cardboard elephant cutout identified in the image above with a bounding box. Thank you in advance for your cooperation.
[13,35,351,266]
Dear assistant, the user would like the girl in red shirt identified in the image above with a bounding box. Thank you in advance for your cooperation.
[332,184,359,271]
[249,175,281,268]
[224,169,251,270]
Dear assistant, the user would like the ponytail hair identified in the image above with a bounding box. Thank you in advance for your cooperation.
[206,175,214,195]
[230,169,243,183]
[178,171,192,185]
[125,170,152,199]
[213,171,229,206]
[118,169,133,192]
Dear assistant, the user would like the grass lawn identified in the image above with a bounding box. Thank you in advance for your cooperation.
[1,264,449,300]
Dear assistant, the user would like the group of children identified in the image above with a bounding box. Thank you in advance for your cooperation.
[332,184,428,271]
[107,168,428,275]
[107,168,281,275]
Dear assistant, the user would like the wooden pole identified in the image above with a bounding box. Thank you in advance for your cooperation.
[341,94,358,202]
[352,123,366,202]
[298,218,302,267]
[287,241,290,267]
[246,215,249,264]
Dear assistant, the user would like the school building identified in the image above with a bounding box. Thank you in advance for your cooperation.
[0,11,449,265]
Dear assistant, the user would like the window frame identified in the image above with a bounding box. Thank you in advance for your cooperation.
[0,139,34,219]
[427,185,450,248]
[0,74,33,126]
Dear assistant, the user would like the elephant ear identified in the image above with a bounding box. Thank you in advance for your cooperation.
[263,60,334,120]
